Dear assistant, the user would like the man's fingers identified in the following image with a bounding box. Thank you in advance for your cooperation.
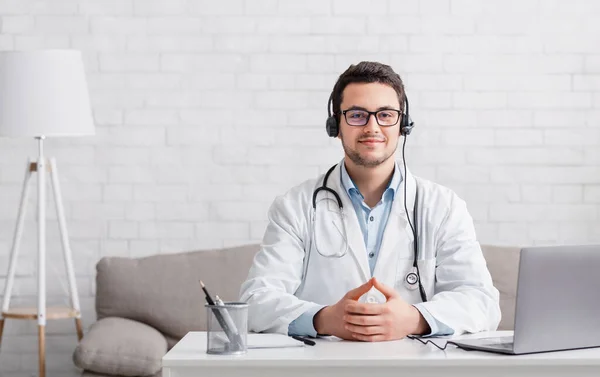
[372,277,398,300]
[345,277,374,300]
[343,313,383,326]
[344,323,385,336]
[352,333,389,342]
[345,302,386,315]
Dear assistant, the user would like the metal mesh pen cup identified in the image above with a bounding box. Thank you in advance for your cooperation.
[205,302,248,355]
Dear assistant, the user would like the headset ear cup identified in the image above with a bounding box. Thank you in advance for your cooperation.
[326,116,339,137]
[400,114,414,136]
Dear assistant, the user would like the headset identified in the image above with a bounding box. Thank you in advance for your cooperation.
[321,89,427,303]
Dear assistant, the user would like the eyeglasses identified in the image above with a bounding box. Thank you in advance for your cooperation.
[341,109,402,127]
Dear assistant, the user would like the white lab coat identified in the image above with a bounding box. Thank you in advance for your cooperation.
[239,161,501,336]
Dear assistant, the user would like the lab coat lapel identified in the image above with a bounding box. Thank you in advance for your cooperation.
[373,163,418,283]
[324,163,371,282]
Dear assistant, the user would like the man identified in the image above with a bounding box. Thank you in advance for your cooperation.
[239,61,500,341]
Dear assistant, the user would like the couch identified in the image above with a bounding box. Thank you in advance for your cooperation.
[72,244,521,377]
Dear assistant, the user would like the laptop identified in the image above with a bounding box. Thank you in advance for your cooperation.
[451,244,600,355]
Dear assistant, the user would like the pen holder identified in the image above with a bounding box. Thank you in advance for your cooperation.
[205,302,248,355]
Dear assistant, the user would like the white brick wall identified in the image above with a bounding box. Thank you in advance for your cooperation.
[1,0,600,375]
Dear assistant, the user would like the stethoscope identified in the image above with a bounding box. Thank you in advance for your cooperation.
[310,156,428,303]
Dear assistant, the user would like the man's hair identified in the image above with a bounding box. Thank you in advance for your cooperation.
[331,61,405,121]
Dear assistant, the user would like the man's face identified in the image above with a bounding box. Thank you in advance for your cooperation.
[338,82,401,168]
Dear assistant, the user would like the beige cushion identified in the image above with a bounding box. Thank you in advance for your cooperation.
[95,244,260,339]
[73,317,166,376]
[481,245,521,331]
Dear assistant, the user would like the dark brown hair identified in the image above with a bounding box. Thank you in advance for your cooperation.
[330,61,405,121]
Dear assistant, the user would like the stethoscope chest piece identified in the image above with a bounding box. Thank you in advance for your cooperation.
[405,268,419,290]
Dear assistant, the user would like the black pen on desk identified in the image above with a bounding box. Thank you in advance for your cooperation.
[291,335,316,346]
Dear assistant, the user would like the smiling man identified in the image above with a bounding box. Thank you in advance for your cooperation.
[239,61,500,341]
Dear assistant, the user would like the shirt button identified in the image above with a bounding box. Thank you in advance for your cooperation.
[369,216,374,221]
[369,252,375,258]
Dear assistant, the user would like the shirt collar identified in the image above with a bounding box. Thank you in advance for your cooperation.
[340,159,403,201]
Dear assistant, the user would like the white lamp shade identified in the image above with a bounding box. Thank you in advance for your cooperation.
[0,50,95,137]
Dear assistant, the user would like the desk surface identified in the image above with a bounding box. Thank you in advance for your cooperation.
[162,331,600,368]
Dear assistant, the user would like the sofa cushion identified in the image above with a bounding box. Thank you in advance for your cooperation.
[481,245,521,331]
[73,317,166,377]
[95,244,260,339]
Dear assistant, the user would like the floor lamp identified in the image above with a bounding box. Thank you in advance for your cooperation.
[0,50,95,377]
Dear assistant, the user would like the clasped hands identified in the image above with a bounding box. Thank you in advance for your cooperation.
[313,277,430,341]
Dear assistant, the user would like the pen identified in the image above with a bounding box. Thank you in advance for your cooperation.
[215,295,240,336]
[290,335,316,346]
[200,281,244,349]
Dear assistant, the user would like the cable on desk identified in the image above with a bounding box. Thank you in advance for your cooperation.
[406,335,460,351]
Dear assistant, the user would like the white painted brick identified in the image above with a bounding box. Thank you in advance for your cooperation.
[420,15,476,34]
[391,54,444,73]
[0,34,14,49]
[467,147,583,166]
[103,184,133,202]
[139,222,194,239]
[408,147,466,165]
[553,185,583,204]
[491,167,600,184]
[125,73,182,89]
[453,92,507,109]
[310,16,365,34]
[108,220,138,239]
[14,35,70,50]
[243,0,278,15]
[156,203,209,221]
[269,35,329,54]
[250,220,269,239]
[475,16,530,35]
[215,35,268,53]
[161,54,247,73]
[190,184,244,202]
[129,240,159,257]
[509,92,591,109]
[237,73,268,89]
[409,36,457,53]
[464,75,571,91]
[559,222,591,243]
[478,110,533,128]
[100,53,159,72]
[268,74,296,90]
[146,16,204,35]
[437,166,490,183]
[149,146,212,166]
[278,0,332,15]
[106,127,165,146]
[78,0,133,15]
[211,201,270,221]
[201,16,257,34]
[366,16,421,34]
[494,130,543,146]
[404,74,462,91]
[420,92,452,108]
[497,222,529,244]
[544,34,599,53]
[71,203,125,220]
[583,186,600,203]
[209,166,270,184]
[332,0,387,14]
[108,166,155,183]
[32,0,79,15]
[529,222,560,242]
[255,91,310,109]
[35,15,88,33]
[584,55,600,73]
[90,16,149,34]
[128,35,213,53]
[195,222,249,240]
[124,109,178,126]
[125,203,156,221]
[96,147,150,165]
[442,129,494,146]
[420,0,451,14]
[132,0,186,15]
[166,126,224,146]
[522,185,552,203]
[533,110,589,128]
[72,35,128,52]
[188,0,244,15]
[573,75,600,91]
[1,15,34,33]
[544,129,600,146]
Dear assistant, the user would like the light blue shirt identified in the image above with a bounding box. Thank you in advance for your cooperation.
[288,161,453,338]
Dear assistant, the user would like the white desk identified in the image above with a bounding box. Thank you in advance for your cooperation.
[162,331,600,377]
